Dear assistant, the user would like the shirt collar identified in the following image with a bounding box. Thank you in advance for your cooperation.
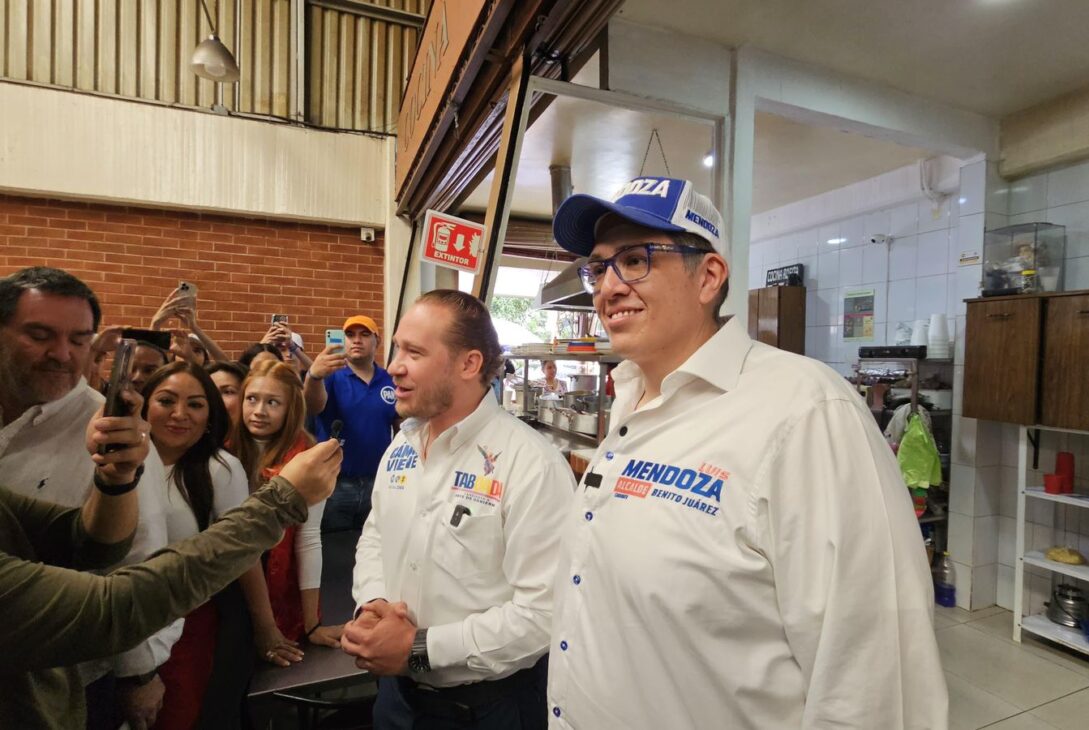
[401,390,500,458]
[1,378,94,429]
[612,316,752,402]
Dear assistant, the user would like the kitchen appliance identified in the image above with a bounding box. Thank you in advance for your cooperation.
[858,345,928,359]
[1046,584,1088,628]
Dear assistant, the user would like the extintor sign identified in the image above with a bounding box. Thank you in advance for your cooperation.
[420,210,486,274]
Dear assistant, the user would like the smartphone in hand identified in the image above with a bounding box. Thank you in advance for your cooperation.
[120,328,172,351]
[179,280,198,300]
[272,314,289,326]
[325,329,345,351]
[100,339,137,454]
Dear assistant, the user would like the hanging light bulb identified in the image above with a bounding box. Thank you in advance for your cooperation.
[191,0,240,83]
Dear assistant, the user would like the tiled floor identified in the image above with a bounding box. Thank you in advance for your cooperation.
[939,606,1089,729]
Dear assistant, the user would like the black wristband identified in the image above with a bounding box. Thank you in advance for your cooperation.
[94,465,144,496]
[306,623,320,638]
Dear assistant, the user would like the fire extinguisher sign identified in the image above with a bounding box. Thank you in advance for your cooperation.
[419,210,487,274]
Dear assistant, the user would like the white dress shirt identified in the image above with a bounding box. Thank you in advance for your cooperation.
[547,318,948,729]
[0,380,182,679]
[353,393,574,687]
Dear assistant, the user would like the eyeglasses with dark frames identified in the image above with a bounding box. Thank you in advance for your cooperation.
[577,243,709,293]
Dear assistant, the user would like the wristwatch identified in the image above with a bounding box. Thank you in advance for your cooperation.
[407,628,430,673]
[93,465,144,496]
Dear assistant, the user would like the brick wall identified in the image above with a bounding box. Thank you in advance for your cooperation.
[0,193,384,358]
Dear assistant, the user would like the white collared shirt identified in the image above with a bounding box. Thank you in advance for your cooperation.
[547,318,947,729]
[353,393,574,687]
[0,380,182,679]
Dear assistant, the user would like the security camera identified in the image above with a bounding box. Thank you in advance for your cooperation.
[869,234,892,245]
[360,227,376,243]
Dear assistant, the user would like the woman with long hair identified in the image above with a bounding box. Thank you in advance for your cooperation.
[141,361,273,728]
[236,360,342,650]
[206,360,247,446]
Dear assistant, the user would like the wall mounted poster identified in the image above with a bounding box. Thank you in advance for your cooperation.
[844,288,875,341]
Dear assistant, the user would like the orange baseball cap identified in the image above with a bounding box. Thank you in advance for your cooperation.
[343,315,379,335]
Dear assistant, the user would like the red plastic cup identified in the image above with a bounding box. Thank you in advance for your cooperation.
[1056,452,1075,493]
[1044,473,1064,494]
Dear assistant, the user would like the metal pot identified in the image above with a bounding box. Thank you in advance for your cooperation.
[568,374,597,392]
[1046,584,1088,628]
[557,407,598,435]
[562,390,594,409]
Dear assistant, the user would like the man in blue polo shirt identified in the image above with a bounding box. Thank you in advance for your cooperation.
[305,314,399,532]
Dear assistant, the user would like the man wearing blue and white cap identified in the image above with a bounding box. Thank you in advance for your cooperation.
[546,177,947,729]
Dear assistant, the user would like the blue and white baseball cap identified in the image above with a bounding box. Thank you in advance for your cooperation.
[552,176,725,257]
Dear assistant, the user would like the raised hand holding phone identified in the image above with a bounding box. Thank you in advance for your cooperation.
[309,342,347,380]
[87,388,150,486]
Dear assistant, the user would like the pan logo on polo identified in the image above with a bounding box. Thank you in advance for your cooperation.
[380,386,396,404]
[386,443,418,472]
[613,458,726,517]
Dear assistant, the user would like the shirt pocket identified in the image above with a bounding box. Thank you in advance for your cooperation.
[431,512,504,579]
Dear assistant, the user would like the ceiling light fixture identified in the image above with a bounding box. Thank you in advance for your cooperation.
[827,238,847,245]
[191,0,240,83]
[702,153,714,168]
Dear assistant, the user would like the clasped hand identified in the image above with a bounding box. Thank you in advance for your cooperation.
[340,599,416,675]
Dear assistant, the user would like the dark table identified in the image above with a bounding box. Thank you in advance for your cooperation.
[248,529,371,698]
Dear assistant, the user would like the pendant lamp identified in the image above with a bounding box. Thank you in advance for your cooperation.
[191,0,240,83]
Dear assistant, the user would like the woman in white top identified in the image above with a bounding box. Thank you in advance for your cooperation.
[142,361,286,728]
[537,359,568,395]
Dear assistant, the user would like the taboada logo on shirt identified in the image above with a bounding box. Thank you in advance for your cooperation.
[381,385,396,404]
[613,458,728,517]
[451,445,504,505]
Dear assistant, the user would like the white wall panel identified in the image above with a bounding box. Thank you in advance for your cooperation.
[0,83,391,227]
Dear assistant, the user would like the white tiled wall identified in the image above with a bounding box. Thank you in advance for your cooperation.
[750,172,975,378]
[1007,158,1089,291]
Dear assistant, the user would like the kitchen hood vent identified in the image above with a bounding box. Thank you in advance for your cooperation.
[537,260,593,311]
[535,165,593,310]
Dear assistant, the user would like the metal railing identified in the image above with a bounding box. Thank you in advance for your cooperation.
[0,0,427,133]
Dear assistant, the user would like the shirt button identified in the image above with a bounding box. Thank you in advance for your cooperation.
[560,640,568,651]
[605,451,614,460]
[619,426,628,436]
[584,512,593,521]
[553,707,562,718]
[572,574,581,585]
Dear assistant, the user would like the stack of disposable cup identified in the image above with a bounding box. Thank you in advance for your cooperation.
[910,319,929,347]
[927,314,950,359]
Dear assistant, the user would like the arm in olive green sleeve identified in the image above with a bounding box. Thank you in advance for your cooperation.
[0,477,308,672]
[0,485,133,570]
